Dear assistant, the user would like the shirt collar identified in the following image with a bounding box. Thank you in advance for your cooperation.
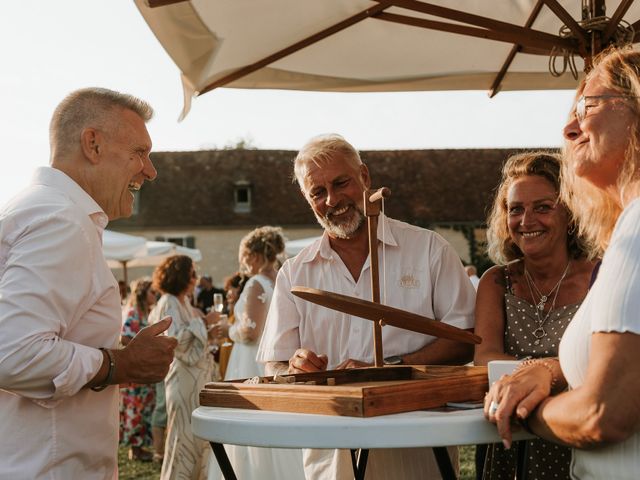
[299,213,398,264]
[31,167,109,230]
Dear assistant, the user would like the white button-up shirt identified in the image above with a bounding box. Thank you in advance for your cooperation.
[257,216,475,368]
[0,167,121,479]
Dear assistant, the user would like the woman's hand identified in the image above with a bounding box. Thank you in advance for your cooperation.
[203,310,220,328]
[484,360,556,448]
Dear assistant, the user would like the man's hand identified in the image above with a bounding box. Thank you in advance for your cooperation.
[335,358,371,370]
[288,349,328,374]
[114,316,178,384]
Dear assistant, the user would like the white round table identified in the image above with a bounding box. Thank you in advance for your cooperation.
[192,406,535,479]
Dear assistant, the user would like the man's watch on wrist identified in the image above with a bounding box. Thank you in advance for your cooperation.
[383,355,403,365]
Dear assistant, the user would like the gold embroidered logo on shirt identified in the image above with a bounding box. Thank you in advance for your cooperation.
[399,274,419,289]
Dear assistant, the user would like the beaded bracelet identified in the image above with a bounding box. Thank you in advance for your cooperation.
[516,358,558,392]
[91,348,115,392]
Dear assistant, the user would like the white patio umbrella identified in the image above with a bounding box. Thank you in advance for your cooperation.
[103,230,202,283]
[102,230,147,262]
[115,241,203,268]
[135,0,640,117]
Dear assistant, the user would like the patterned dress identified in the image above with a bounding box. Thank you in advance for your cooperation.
[119,306,155,448]
[483,262,579,480]
[150,294,217,480]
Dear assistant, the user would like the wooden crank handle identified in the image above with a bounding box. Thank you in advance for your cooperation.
[368,187,391,203]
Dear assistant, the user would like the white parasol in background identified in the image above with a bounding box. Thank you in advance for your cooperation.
[103,230,202,283]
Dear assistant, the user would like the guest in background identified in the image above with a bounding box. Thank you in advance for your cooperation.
[150,255,222,480]
[217,271,250,378]
[223,272,249,317]
[119,280,130,305]
[475,152,595,479]
[225,226,285,380]
[195,274,225,314]
[120,278,158,462]
[465,265,480,290]
[209,226,305,480]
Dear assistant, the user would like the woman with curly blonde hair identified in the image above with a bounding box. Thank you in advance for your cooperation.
[474,151,596,479]
[208,226,305,480]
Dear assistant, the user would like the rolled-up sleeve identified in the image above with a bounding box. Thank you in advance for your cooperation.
[256,263,301,363]
[429,240,476,330]
[0,214,103,402]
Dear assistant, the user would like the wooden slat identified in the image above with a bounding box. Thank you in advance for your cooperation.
[375,12,576,53]
[292,287,482,344]
[198,1,395,95]
[489,0,545,98]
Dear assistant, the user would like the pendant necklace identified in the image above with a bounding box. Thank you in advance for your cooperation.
[524,262,570,345]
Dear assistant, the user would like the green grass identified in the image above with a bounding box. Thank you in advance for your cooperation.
[118,446,161,480]
[119,445,478,479]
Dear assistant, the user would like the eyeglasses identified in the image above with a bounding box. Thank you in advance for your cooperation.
[575,94,638,123]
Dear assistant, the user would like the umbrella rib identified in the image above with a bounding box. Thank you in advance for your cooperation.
[489,0,545,98]
[376,12,574,53]
[540,0,588,53]
[601,0,634,44]
[146,0,187,7]
[198,1,395,95]
[382,0,569,47]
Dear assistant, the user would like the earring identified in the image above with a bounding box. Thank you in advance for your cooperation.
[567,224,576,235]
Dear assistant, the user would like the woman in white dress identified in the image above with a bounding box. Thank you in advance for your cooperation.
[484,47,640,479]
[150,255,221,480]
[209,226,305,480]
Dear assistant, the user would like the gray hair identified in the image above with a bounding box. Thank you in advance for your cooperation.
[293,133,363,190]
[49,87,153,159]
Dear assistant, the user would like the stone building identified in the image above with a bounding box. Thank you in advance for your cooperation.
[110,147,550,285]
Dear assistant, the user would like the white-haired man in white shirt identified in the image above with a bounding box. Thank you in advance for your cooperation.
[256,133,476,479]
[0,88,177,479]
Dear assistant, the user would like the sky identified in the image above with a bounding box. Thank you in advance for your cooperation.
[0,1,578,207]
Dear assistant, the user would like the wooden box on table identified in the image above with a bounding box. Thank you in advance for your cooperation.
[200,365,487,417]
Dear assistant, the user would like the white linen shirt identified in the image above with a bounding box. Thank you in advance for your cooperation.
[0,167,121,479]
[257,216,475,368]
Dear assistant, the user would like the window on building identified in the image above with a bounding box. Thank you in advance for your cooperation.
[234,181,252,213]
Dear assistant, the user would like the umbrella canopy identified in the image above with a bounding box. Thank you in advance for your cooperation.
[103,230,202,282]
[102,230,147,261]
[136,0,640,115]
[115,240,203,268]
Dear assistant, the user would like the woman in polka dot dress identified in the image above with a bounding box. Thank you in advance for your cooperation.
[474,152,597,479]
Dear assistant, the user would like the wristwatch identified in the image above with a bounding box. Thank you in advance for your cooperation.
[383,355,403,365]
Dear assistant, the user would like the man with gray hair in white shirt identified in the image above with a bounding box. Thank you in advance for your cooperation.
[0,88,177,479]
[256,133,476,479]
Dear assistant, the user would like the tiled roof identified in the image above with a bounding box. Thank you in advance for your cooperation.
[111,147,556,228]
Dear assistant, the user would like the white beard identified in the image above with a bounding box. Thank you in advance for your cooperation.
[314,204,365,239]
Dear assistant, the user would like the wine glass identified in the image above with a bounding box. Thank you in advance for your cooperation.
[213,293,224,313]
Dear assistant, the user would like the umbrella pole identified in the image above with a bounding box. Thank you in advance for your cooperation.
[121,261,128,286]
[364,187,391,368]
